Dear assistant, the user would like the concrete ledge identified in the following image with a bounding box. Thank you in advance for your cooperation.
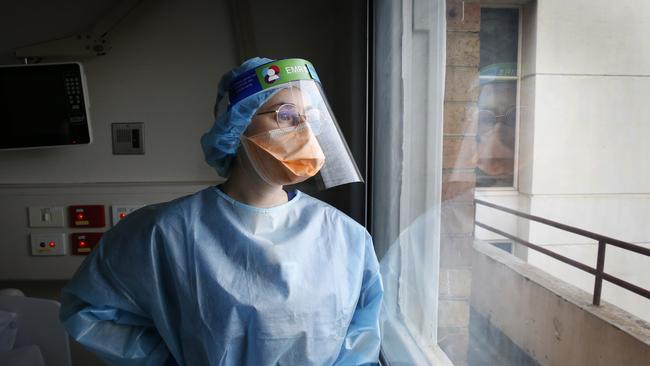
[471,240,650,365]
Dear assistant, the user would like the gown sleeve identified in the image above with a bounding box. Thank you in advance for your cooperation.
[59,211,175,366]
[334,231,384,366]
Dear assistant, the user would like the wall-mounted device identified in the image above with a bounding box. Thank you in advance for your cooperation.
[30,233,66,256]
[0,62,92,150]
[112,123,144,154]
[69,205,106,228]
[111,204,144,226]
[70,232,104,255]
[27,206,65,227]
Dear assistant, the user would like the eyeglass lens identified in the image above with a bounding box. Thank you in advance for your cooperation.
[276,104,300,128]
[276,104,323,129]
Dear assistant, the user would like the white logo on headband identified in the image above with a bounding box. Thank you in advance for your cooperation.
[264,65,280,83]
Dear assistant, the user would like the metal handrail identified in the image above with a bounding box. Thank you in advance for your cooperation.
[474,198,650,306]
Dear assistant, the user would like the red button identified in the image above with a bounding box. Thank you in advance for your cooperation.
[49,241,56,248]
[76,213,85,220]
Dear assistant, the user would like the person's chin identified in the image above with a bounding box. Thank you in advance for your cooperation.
[477,158,514,176]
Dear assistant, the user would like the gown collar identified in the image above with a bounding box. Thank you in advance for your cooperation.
[212,185,301,213]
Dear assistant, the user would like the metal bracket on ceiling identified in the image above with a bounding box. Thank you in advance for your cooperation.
[13,0,143,60]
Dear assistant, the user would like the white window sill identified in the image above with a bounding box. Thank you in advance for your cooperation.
[475,187,520,198]
[381,313,455,366]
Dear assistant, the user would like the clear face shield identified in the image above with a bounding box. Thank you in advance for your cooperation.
[228,59,363,190]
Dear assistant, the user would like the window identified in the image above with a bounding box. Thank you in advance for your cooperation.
[490,241,514,254]
[376,0,650,364]
[477,7,521,188]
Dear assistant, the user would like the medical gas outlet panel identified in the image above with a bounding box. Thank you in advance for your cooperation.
[27,204,143,256]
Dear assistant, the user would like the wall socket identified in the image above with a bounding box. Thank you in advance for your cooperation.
[30,233,66,256]
[111,204,145,226]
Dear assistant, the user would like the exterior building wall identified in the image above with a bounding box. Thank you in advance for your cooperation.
[471,241,650,366]
[475,0,650,323]
[440,0,481,363]
[525,0,650,323]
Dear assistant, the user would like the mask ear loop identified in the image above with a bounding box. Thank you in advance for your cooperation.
[236,141,284,188]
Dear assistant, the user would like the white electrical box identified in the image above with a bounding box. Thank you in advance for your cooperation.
[27,206,65,227]
[111,205,144,226]
[30,233,66,256]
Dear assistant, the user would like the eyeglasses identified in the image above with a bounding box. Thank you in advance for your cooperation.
[478,107,517,134]
[255,103,324,131]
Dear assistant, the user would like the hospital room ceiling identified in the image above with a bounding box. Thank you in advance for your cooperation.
[0,0,120,55]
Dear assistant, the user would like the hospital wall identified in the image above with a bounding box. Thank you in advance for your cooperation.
[0,0,235,284]
[0,2,232,364]
[475,0,650,323]
[0,0,368,281]
[1,0,368,364]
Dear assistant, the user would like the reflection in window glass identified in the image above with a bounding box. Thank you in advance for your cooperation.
[477,8,520,188]
[479,8,519,72]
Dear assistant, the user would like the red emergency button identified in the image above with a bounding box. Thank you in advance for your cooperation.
[71,233,104,255]
[69,205,106,228]
[49,241,56,248]
[119,213,126,219]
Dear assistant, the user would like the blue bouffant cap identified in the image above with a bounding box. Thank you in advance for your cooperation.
[200,57,278,177]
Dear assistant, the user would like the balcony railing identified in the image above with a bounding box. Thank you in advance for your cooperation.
[474,198,650,306]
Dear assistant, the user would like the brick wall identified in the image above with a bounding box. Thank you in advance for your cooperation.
[438,0,480,364]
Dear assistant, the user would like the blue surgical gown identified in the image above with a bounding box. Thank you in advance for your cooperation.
[60,186,383,365]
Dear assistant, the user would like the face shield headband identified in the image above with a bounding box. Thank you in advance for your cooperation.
[228,58,321,109]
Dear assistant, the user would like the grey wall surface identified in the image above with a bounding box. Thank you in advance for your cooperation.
[0,0,368,280]
[0,0,236,184]
[0,0,236,281]
[0,1,368,364]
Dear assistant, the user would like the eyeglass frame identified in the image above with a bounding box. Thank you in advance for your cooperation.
[254,103,313,129]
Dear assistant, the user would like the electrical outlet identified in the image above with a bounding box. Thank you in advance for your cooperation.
[30,233,66,256]
[111,205,144,226]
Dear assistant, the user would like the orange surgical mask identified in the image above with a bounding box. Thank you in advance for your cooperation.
[240,124,325,186]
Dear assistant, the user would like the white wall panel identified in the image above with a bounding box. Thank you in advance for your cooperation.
[536,0,650,75]
[532,75,650,194]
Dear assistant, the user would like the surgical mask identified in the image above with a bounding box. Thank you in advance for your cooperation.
[240,123,325,186]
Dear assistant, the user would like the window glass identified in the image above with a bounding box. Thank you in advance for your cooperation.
[477,8,519,188]
[376,1,650,365]
[479,8,519,72]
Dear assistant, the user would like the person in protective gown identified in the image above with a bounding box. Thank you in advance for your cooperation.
[59,57,383,365]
